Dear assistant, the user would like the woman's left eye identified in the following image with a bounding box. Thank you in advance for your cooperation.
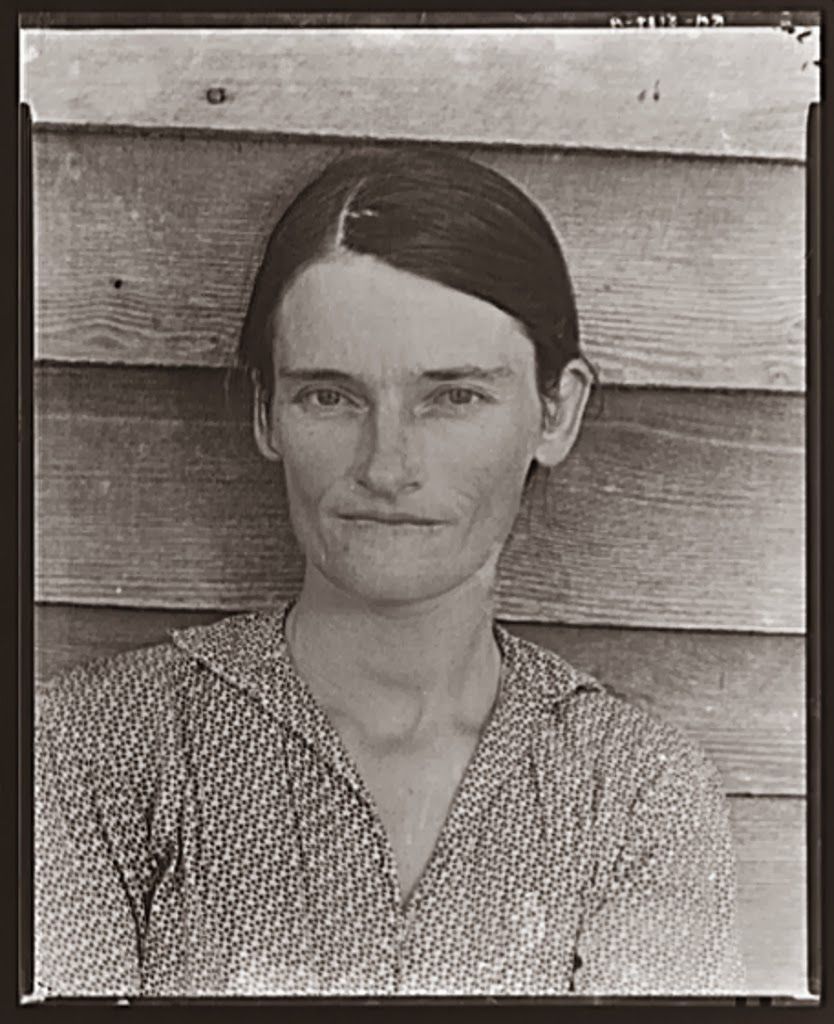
[310,389,344,407]
[435,387,485,407]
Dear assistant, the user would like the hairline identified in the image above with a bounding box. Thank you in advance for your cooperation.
[265,246,548,395]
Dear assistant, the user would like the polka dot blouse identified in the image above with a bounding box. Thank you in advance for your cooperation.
[34,603,746,998]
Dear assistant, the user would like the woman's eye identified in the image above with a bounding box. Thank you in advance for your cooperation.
[298,388,351,409]
[435,387,485,407]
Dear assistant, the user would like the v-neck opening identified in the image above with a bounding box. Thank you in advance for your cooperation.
[397,641,514,915]
[277,603,523,916]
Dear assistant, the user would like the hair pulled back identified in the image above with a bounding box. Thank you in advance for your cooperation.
[238,146,585,404]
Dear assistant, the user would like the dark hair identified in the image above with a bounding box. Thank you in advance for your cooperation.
[237,146,593,408]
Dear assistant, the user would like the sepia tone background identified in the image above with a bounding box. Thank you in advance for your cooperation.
[23,21,817,997]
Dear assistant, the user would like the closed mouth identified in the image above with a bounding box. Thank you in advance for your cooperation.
[338,513,446,526]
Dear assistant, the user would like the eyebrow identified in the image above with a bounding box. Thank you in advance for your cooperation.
[421,365,515,382]
[277,368,355,383]
[276,365,516,383]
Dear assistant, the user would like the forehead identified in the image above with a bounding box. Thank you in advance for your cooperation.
[274,253,534,374]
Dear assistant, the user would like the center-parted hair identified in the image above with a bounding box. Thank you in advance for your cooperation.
[237,147,586,406]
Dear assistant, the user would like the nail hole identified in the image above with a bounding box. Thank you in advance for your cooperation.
[206,87,227,104]
[113,278,123,290]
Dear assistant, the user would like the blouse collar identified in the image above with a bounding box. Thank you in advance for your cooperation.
[169,601,603,792]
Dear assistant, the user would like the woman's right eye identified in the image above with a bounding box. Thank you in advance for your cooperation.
[296,388,352,410]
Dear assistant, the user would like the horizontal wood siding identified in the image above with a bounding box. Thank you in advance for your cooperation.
[34,366,805,631]
[34,606,805,796]
[31,605,809,995]
[730,798,807,996]
[21,28,819,160]
[32,130,806,390]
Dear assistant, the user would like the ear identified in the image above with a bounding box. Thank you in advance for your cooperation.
[533,358,593,469]
[252,374,282,462]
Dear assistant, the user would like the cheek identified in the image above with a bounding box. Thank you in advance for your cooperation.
[276,417,357,503]
[438,414,536,515]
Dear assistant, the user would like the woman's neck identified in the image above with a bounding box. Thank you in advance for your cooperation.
[287,566,503,743]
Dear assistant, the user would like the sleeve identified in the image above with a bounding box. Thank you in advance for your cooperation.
[33,669,154,998]
[572,738,747,996]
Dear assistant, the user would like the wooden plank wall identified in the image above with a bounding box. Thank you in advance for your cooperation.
[22,27,819,159]
[24,26,815,998]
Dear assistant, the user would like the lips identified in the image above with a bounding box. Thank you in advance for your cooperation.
[337,512,446,526]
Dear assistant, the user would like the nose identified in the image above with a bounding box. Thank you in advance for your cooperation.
[354,403,422,498]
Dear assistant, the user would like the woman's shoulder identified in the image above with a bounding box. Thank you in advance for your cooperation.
[35,608,290,739]
[35,640,193,774]
[39,636,192,713]
[36,612,261,741]
[504,627,723,795]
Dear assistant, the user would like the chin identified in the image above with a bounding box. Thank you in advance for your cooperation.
[318,557,477,607]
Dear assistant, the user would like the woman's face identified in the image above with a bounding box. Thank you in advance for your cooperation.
[257,252,572,606]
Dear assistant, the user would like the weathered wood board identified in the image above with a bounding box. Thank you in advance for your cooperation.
[32,130,807,390]
[33,366,805,631]
[730,798,808,996]
[21,28,819,160]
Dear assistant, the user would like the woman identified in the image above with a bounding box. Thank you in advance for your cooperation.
[34,148,745,997]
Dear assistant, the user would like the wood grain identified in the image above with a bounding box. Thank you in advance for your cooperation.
[21,28,819,160]
[730,798,808,996]
[32,130,807,390]
[34,605,806,796]
[34,365,805,632]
